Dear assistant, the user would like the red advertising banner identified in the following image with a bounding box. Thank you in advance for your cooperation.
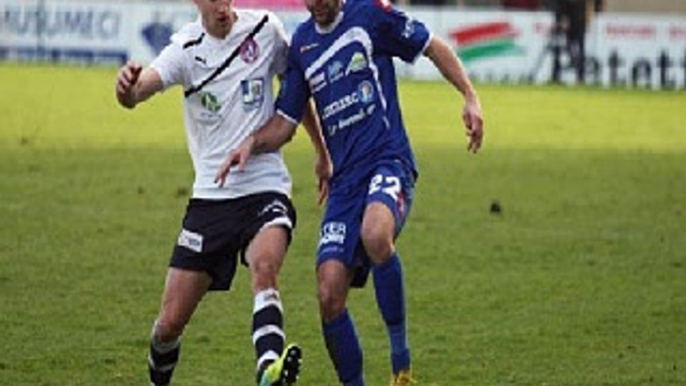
[234,0,305,10]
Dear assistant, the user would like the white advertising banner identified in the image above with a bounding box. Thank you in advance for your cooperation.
[400,9,686,89]
[1,0,684,89]
[398,10,553,84]
[0,0,197,65]
[0,0,131,65]
[591,15,686,89]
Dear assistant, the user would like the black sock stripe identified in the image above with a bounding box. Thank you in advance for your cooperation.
[150,343,180,368]
[150,366,174,386]
[255,333,284,357]
[252,305,283,332]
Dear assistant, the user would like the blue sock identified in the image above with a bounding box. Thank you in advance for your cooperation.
[373,253,410,374]
[323,309,365,386]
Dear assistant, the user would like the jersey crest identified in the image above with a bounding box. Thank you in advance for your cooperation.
[240,37,260,63]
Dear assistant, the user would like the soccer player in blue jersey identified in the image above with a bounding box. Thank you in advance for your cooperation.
[215,0,484,385]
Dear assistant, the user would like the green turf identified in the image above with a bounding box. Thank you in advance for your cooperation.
[1,64,685,386]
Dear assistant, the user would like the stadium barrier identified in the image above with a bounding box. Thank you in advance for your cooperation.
[1,0,684,89]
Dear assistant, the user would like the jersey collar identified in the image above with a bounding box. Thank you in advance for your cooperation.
[315,9,345,35]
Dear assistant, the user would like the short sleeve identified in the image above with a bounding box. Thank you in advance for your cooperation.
[371,3,431,63]
[149,43,187,90]
[270,13,290,77]
[275,38,310,124]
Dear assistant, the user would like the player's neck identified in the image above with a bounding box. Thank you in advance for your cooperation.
[315,11,344,34]
[204,11,237,40]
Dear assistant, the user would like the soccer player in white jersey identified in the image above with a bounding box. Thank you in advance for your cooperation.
[115,1,330,385]
[215,0,484,385]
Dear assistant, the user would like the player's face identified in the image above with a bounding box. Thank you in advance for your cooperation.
[305,0,342,28]
[193,0,235,38]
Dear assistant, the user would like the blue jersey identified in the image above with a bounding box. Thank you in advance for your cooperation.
[276,0,431,186]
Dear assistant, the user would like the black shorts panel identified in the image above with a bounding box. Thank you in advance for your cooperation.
[169,192,296,291]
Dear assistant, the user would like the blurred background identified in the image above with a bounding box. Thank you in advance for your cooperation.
[2,1,685,386]
[1,0,685,89]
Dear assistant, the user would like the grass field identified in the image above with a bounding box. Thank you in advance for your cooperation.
[1,64,685,386]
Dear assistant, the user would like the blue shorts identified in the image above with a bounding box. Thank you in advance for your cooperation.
[317,160,414,288]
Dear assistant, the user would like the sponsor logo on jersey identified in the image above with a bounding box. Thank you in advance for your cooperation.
[240,37,260,63]
[321,81,375,120]
[346,52,367,75]
[327,60,345,83]
[325,81,377,136]
[241,78,265,111]
[199,91,221,113]
[299,42,319,53]
[178,228,203,253]
[334,108,367,134]
[309,72,327,94]
[319,222,346,247]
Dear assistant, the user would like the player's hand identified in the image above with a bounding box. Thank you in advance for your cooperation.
[462,96,484,153]
[214,135,255,187]
[116,61,143,107]
[315,152,332,206]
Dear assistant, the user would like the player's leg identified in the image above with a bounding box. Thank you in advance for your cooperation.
[362,203,412,383]
[243,193,301,386]
[569,2,586,84]
[569,27,585,84]
[247,226,301,386]
[148,197,241,386]
[149,267,212,386]
[550,3,565,83]
[316,187,368,386]
[360,166,414,384]
[318,259,365,386]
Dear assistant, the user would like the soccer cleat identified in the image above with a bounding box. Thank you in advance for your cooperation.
[259,344,302,386]
[389,369,415,386]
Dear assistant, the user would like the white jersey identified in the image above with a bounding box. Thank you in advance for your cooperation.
[150,10,291,199]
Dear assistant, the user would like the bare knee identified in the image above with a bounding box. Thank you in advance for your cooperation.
[250,258,280,293]
[361,203,396,264]
[361,223,394,264]
[318,283,347,322]
[317,261,350,323]
[247,226,287,293]
[153,317,185,342]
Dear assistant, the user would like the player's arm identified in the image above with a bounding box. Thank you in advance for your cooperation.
[301,100,332,205]
[301,100,327,158]
[251,114,299,154]
[424,36,484,153]
[214,114,298,187]
[115,60,164,109]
